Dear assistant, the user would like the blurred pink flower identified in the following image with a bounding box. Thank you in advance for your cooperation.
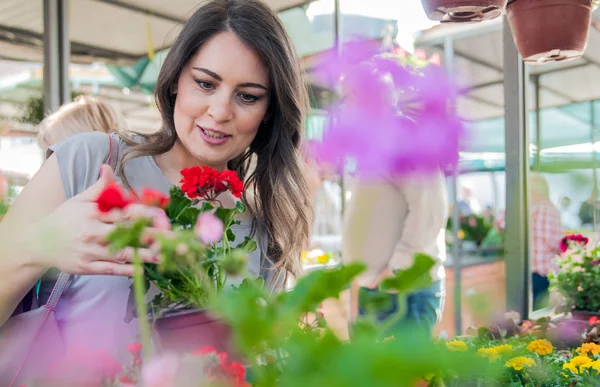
[195,212,224,244]
[47,345,122,383]
[152,209,172,231]
[141,353,181,387]
[313,40,464,179]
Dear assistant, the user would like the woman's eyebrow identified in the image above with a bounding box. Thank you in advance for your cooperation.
[192,67,268,90]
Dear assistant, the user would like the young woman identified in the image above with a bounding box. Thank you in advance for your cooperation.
[0,0,311,361]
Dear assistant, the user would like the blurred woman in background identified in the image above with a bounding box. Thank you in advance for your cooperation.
[37,95,124,149]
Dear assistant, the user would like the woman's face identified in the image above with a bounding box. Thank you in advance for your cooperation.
[173,31,270,169]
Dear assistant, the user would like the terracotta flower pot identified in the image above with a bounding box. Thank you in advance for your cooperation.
[153,308,235,356]
[421,0,507,22]
[506,0,593,64]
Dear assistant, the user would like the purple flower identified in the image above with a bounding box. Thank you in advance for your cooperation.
[313,40,464,179]
[195,212,224,244]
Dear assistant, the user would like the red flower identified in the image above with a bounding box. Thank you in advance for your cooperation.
[193,345,218,356]
[224,361,247,385]
[118,374,136,385]
[127,342,142,357]
[589,316,599,326]
[180,166,244,200]
[96,183,133,213]
[560,234,589,253]
[220,170,244,198]
[140,188,170,209]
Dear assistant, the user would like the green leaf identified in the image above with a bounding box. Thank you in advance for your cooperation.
[235,201,246,214]
[215,207,238,227]
[379,253,436,294]
[236,236,258,254]
[278,263,366,313]
[226,228,236,243]
[165,187,199,228]
[357,288,394,315]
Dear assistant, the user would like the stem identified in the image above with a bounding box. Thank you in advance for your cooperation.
[133,249,152,359]
[173,201,193,223]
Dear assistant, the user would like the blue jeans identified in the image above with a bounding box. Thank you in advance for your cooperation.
[532,273,549,310]
[357,280,445,336]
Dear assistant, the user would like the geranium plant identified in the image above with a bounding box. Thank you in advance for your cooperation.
[96,166,256,356]
[548,234,600,314]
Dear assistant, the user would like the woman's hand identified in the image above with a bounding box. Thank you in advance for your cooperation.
[21,165,162,277]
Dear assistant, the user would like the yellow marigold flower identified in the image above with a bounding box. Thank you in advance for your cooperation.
[446,340,468,352]
[581,360,600,373]
[563,362,579,374]
[577,343,600,356]
[570,355,593,367]
[301,251,308,261]
[458,229,465,240]
[478,347,499,362]
[505,356,536,371]
[527,339,553,356]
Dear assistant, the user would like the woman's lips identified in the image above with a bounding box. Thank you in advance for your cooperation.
[198,126,231,145]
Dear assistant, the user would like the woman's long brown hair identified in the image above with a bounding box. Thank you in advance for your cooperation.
[117,0,312,278]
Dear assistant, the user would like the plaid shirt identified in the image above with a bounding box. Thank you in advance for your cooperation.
[531,200,563,276]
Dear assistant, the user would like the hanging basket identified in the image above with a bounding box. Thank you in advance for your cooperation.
[421,0,507,23]
[506,0,593,64]
[153,308,236,357]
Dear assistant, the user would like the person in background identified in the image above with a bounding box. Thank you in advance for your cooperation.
[344,173,448,335]
[37,95,124,149]
[530,173,563,309]
[457,183,481,216]
[559,196,580,230]
[578,189,600,228]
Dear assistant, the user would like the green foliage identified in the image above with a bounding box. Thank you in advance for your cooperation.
[20,95,45,125]
[20,91,82,124]
[210,256,501,387]
[447,214,493,245]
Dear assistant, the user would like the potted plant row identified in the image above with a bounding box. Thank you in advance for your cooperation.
[421,0,597,65]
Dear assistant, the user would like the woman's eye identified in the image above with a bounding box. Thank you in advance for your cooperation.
[196,80,214,90]
[239,93,259,103]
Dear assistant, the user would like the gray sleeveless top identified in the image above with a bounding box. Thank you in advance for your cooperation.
[43,131,283,362]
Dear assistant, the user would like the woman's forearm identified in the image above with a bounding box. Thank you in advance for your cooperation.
[0,228,47,327]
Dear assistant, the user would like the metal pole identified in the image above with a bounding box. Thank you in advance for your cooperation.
[334,0,346,215]
[444,36,462,335]
[534,75,541,171]
[503,16,531,319]
[43,0,70,116]
[592,100,598,231]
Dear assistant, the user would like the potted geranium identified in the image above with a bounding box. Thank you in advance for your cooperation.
[549,234,600,321]
[506,0,595,64]
[98,166,254,358]
[421,0,507,23]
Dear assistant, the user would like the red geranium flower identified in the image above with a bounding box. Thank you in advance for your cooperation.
[140,188,170,209]
[126,342,142,357]
[220,170,244,198]
[118,374,136,385]
[96,183,133,213]
[180,167,244,200]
